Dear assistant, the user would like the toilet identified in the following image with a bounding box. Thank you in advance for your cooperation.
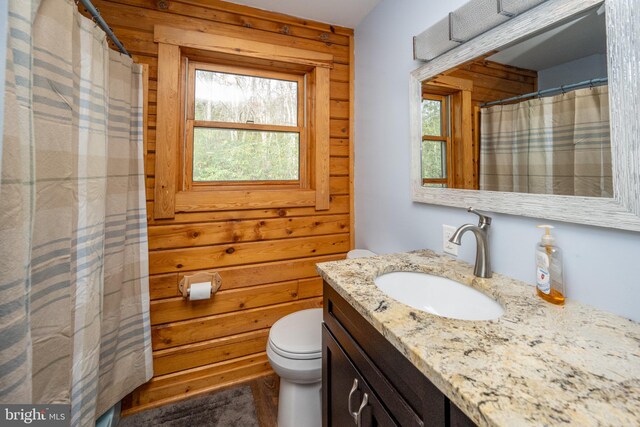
[266,249,375,427]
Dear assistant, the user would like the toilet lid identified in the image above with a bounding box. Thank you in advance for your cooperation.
[268,308,322,360]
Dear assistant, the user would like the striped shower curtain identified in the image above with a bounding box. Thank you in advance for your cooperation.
[479,85,612,197]
[0,0,152,425]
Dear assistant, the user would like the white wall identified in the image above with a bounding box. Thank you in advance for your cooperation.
[538,53,607,90]
[354,0,640,321]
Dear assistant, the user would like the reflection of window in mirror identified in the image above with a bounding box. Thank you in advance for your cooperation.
[421,94,449,188]
[421,75,476,189]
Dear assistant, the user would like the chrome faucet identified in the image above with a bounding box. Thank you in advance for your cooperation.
[449,208,492,278]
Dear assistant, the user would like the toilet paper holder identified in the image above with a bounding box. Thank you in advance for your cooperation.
[178,272,222,299]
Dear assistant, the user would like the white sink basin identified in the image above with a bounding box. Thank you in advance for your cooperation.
[374,272,504,321]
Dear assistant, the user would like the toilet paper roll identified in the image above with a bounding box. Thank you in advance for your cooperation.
[189,282,212,301]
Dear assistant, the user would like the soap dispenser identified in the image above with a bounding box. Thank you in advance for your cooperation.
[535,225,565,305]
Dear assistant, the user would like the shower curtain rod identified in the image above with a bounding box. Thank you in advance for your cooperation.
[480,77,608,107]
[79,0,131,57]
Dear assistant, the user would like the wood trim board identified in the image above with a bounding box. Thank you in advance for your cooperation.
[154,25,333,68]
[154,43,181,219]
[314,67,331,209]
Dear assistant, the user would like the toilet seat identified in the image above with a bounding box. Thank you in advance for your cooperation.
[268,339,321,360]
[268,308,322,360]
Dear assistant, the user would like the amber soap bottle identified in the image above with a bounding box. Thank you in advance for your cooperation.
[535,225,565,305]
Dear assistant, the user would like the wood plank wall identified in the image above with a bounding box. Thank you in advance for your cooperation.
[79,0,354,414]
[445,57,538,105]
[426,57,537,188]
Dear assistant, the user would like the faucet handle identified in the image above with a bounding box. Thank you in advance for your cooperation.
[468,207,492,226]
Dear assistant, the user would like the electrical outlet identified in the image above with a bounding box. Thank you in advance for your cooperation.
[442,225,458,256]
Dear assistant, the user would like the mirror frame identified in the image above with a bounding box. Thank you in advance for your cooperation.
[410,0,640,232]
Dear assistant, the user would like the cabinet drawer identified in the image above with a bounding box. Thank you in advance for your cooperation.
[323,326,397,427]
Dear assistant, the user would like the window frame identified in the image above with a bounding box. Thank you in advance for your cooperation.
[421,93,452,187]
[152,25,333,219]
[183,61,308,191]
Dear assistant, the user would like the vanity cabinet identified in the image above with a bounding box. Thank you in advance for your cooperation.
[322,283,476,427]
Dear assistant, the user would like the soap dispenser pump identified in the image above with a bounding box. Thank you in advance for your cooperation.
[535,225,565,305]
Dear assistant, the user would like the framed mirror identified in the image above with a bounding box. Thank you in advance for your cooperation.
[410,0,640,232]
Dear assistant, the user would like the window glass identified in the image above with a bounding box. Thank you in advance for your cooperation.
[192,128,299,182]
[194,70,298,126]
[421,140,447,180]
[421,99,442,136]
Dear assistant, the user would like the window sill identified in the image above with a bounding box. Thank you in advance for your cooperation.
[174,189,317,212]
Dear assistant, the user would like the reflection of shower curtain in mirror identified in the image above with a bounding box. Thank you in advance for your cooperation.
[479,86,612,197]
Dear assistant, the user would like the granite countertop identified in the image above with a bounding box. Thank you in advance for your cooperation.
[316,250,640,427]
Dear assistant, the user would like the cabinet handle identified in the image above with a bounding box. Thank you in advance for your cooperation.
[355,393,369,427]
[348,378,359,421]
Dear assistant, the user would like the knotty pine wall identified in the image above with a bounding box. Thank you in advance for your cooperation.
[424,57,537,188]
[80,0,354,414]
[445,57,538,105]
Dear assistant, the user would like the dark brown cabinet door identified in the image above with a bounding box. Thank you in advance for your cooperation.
[449,404,477,427]
[323,326,397,427]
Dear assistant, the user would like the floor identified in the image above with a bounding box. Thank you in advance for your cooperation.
[119,384,260,427]
[121,374,280,427]
[250,374,280,427]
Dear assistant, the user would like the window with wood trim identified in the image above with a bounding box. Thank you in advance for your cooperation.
[421,75,477,190]
[421,93,451,188]
[184,62,307,191]
[152,26,332,219]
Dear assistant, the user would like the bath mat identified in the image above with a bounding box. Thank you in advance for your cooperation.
[118,385,259,427]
